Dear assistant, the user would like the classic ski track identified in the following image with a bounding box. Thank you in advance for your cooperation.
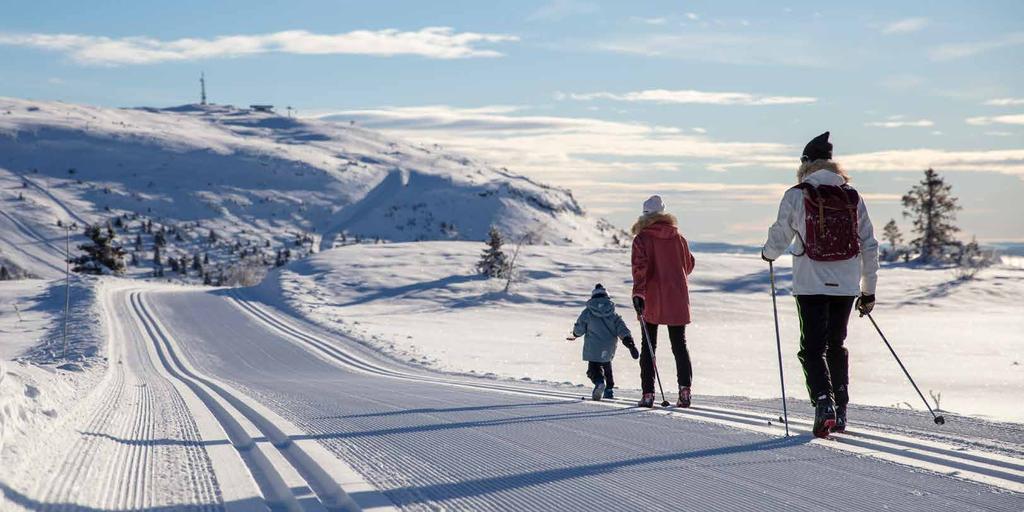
[11,170,91,227]
[0,208,66,276]
[228,291,1024,494]
[129,291,375,512]
[6,286,222,511]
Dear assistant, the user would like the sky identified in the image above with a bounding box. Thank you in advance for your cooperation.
[1,0,1022,243]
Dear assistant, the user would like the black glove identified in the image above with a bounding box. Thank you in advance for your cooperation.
[622,336,640,359]
[761,251,774,263]
[632,296,645,316]
[856,294,875,316]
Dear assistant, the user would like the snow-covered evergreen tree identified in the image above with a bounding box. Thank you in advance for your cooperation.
[882,219,903,261]
[72,224,126,275]
[0,265,10,281]
[477,226,509,278]
[902,168,960,263]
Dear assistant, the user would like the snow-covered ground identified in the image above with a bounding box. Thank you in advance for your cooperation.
[258,242,1024,423]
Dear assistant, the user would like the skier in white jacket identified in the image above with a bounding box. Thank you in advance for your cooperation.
[761,131,879,437]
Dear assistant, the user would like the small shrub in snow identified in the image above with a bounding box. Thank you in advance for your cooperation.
[222,256,268,286]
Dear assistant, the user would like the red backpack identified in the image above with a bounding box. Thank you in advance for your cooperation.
[792,183,860,261]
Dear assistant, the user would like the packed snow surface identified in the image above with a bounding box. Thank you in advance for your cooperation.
[261,241,1024,423]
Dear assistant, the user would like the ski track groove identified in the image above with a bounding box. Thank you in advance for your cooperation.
[218,292,1023,511]
[229,292,1024,494]
[130,291,366,512]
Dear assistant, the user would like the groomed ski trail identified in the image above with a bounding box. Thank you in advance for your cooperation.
[1,284,223,510]
[142,287,1021,511]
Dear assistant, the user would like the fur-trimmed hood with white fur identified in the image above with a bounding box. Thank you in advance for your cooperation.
[631,212,677,235]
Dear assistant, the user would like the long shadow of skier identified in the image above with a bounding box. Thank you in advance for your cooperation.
[374,435,813,507]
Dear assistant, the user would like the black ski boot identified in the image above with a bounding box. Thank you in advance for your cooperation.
[591,378,607,401]
[833,404,847,433]
[603,388,614,400]
[813,394,837,438]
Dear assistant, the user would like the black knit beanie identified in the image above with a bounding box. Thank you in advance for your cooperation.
[801,131,832,162]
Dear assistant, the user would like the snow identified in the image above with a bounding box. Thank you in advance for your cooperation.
[0,97,623,276]
[258,241,1024,423]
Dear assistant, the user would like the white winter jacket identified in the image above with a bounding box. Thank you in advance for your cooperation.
[762,169,879,296]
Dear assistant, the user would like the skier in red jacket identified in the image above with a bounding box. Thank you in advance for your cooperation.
[631,195,696,408]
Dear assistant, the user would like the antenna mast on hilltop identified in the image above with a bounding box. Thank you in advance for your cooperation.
[200,72,207,105]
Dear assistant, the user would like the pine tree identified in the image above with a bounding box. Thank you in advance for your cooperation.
[153,244,162,266]
[901,168,960,263]
[0,265,11,281]
[72,225,126,275]
[154,230,167,248]
[192,253,202,271]
[134,233,143,251]
[203,252,210,265]
[208,229,217,244]
[477,227,509,278]
[882,219,903,261]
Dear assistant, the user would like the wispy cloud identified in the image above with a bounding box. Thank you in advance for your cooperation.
[865,116,935,128]
[527,0,597,21]
[965,114,1024,126]
[594,33,825,67]
[564,89,817,106]
[880,17,929,34]
[985,98,1024,107]
[312,104,1024,179]
[0,28,519,65]
[929,32,1024,61]
[631,16,667,25]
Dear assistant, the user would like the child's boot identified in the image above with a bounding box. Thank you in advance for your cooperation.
[638,393,655,408]
[591,378,606,401]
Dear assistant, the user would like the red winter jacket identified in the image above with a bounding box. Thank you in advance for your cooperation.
[631,217,696,326]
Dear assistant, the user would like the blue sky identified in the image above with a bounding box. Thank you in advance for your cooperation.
[1,0,1022,242]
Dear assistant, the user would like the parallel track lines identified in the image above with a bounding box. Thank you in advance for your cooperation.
[228,292,1024,495]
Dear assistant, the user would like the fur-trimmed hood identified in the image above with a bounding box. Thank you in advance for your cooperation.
[631,212,677,236]
[797,159,849,184]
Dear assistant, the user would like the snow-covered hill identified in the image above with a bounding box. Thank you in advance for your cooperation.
[0,97,624,279]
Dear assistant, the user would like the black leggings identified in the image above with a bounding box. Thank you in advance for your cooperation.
[639,323,691,394]
[586,361,614,389]
[796,295,855,406]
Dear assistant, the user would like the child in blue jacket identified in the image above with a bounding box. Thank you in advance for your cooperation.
[568,284,639,400]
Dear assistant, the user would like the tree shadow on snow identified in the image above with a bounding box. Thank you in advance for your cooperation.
[692,267,793,296]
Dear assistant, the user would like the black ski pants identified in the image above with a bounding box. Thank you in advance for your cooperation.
[639,323,691,394]
[796,295,856,406]
[586,361,614,389]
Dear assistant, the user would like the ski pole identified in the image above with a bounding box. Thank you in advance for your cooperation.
[768,261,790,436]
[864,312,945,425]
[638,316,670,407]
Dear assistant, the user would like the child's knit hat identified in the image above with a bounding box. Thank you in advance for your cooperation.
[591,283,609,298]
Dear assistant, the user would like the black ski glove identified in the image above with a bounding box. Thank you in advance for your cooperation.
[760,250,774,263]
[856,294,876,316]
[632,296,645,316]
[622,336,640,359]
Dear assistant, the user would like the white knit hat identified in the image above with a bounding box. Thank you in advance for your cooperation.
[642,195,665,215]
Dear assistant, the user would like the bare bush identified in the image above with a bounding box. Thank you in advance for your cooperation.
[220,256,268,287]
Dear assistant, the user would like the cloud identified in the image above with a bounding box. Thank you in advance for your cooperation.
[594,33,825,67]
[865,116,935,128]
[0,28,519,65]
[565,89,817,106]
[685,13,699,21]
[837,149,1024,175]
[880,17,929,34]
[965,114,1024,126]
[985,98,1024,107]
[929,32,1024,61]
[631,17,667,25]
[528,0,598,21]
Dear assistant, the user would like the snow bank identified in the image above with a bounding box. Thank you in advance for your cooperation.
[0,277,106,467]
[258,242,1024,423]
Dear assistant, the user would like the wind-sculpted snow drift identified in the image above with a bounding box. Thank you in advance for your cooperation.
[0,97,625,254]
